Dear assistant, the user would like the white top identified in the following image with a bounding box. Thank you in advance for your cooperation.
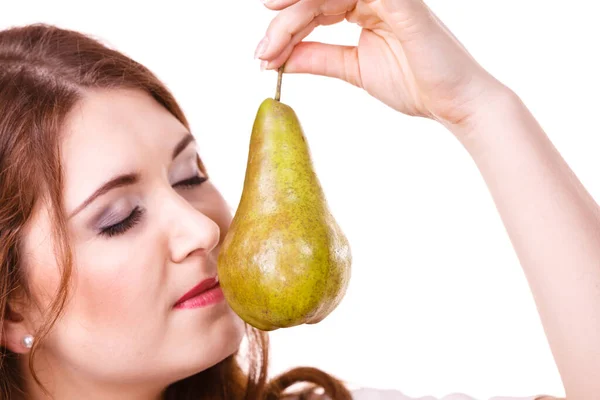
[349,388,548,400]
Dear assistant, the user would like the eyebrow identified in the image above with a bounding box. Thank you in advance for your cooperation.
[172,133,195,160]
[69,133,196,218]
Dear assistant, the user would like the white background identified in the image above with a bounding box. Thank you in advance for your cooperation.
[4,1,599,398]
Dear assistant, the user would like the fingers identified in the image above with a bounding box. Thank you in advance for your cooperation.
[262,13,346,70]
[262,19,319,70]
[256,0,361,89]
[255,0,317,61]
[280,41,363,88]
[256,0,356,62]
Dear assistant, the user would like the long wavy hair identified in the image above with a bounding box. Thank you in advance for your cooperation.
[0,23,352,400]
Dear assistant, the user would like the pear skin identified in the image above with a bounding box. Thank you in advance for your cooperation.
[217,77,351,331]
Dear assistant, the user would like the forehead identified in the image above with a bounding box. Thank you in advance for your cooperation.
[60,88,189,211]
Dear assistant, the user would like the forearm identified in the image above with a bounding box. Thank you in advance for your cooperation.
[451,87,600,399]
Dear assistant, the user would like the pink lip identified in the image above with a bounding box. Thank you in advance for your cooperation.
[174,276,224,309]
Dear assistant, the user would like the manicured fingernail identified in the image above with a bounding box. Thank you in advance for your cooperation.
[260,60,269,71]
[254,36,269,59]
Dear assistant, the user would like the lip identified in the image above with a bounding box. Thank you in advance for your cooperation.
[174,276,224,309]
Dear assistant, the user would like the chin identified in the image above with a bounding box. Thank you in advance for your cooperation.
[167,304,246,382]
[217,306,246,358]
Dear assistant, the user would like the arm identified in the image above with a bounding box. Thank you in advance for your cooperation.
[452,88,600,400]
[257,0,597,397]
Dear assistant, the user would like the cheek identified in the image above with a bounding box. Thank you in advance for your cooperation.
[71,238,167,329]
[22,208,64,316]
[41,233,172,377]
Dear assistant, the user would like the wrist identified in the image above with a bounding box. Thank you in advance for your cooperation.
[447,81,525,152]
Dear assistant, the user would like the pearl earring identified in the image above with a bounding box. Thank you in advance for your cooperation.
[22,335,34,349]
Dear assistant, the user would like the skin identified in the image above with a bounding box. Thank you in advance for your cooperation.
[3,88,245,400]
[256,0,593,398]
[0,0,589,398]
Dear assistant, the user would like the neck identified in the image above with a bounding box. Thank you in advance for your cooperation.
[19,352,167,400]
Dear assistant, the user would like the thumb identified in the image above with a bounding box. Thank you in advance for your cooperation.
[281,41,363,88]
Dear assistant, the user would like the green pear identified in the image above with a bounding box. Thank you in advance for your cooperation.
[217,67,351,331]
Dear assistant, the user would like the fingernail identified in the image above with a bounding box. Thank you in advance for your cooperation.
[254,36,269,59]
[260,60,269,71]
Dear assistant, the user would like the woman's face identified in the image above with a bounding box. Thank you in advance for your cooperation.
[16,88,245,392]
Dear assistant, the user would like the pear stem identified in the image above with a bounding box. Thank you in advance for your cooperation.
[275,64,285,102]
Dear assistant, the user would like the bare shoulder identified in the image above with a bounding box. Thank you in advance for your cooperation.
[284,390,566,400]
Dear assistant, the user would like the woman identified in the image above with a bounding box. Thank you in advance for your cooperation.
[0,0,593,399]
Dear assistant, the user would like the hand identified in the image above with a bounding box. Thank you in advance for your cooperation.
[256,0,508,129]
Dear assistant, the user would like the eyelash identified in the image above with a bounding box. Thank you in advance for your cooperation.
[100,206,144,238]
[99,175,208,238]
[173,175,208,189]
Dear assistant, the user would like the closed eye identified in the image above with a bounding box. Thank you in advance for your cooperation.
[98,176,207,239]
[99,206,144,238]
[173,175,208,189]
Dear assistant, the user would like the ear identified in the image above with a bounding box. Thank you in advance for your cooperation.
[2,301,34,354]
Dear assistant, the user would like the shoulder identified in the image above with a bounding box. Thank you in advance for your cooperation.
[288,387,561,400]
[350,388,557,400]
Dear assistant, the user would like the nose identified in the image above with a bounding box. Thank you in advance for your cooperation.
[163,192,221,264]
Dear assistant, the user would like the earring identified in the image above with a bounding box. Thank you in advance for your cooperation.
[22,335,34,349]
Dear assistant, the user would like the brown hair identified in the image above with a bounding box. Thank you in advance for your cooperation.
[0,23,352,400]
